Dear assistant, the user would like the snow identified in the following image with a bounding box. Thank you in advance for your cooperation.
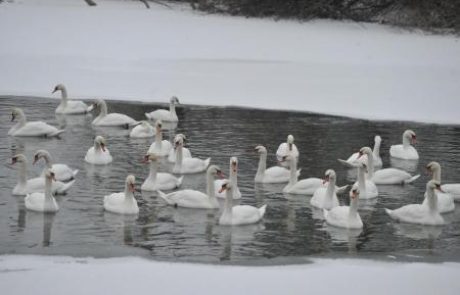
[0,255,459,295]
[0,0,459,124]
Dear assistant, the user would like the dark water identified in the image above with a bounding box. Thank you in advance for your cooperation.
[1,96,460,264]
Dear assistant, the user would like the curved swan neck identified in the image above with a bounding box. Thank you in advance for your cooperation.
[426,188,438,213]
[124,184,135,200]
[349,196,359,218]
[373,140,381,157]
[60,87,68,100]
[98,101,108,118]
[41,152,53,168]
[357,166,366,193]
[288,158,298,186]
[16,110,27,126]
[206,171,216,197]
[326,177,336,200]
[366,152,374,178]
[148,161,158,181]
[402,134,410,148]
[169,102,177,117]
[432,167,441,182]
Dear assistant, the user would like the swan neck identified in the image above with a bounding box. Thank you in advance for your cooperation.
[358,166,366,193]
[373,140,381,157]
[256,153,267,179]
[230,167,238,188]
[43,153,53,168]
[432,167,441,182]
[174,146,183,171]
[426,189,438,213]
[402,135,410,148]
[124,185,135,200]
[155,128,162,146]
[170,102,177,117]
[349,196,359,218]
[366,152,374,178]
[326,177,335,200]
[98,101,108,118]
[288,158,298,186]
[17,112,26,126]
[148,161,158,181]
[60,88,68,100]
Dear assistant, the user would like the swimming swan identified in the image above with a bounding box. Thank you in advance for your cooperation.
[339,135,382,168]
[141,153,183,191]
[389,129,419,160]
[324,184,363,229]
[254,145,300,183]
[129,121,155,138]
[103,175,139,215]
[276,134,299,168]
[167,134,192,163]
[85,136,113,165]
[87,99,138,127]
[147,120,172,156]
[172,135,210,174]
[25,169,59,213]
[8,108,64,137]
[145,96,179,122]
[352,160,378,199]
[310,169,340,210]
[52,84,88,114]
[34,149,79,182]
[424,162,455,212]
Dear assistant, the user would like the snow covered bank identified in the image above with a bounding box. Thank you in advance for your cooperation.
[0,255,459,295]
[0,0,459,124]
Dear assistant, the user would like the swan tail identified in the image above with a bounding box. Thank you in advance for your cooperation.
[72,169,79,177]
[384,208,394,218]
[258,204,267,218]
[404,174,420,184]
[145,113,151,120]
[338,159,357,168]
[57,180,75,194]
[336,185,349,194]
[50,129,65,137]
[176,176,184,188]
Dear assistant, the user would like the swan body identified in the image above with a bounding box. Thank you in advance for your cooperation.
[385,180,444,225]
[341,135,382,168]
[310,170,340,210]
[167,134,191,162]
[129,121,155,138]
[324,185,363,229]
[390,129,419,160]
[157,165,223,209]
[9,108,64,137]
[352,160,378,199]
[254,145,300,183]
[442,184,460,201]
[145,96,179,122]
[34,149,78,182]
[53,84,88,114]
[88,99,138,127]
[85,136,113,165]
[423,161,455,212]
[172,135,210,174]
[141,153,183,191]
[215,157,242,199]
[218,180,266,226]
[147,120,172,156]
[12,154,75,195]
[276,134,299,168]
[282,155,328,195]
[25,169,59,213]
[103,175,139,215]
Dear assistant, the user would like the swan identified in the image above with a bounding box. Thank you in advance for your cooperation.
[423,162,455,212]
[215,157,242,199]
[141,153,183,191]
[25,169,59,213]
[103,175,139,214]
[8,108,64,137]
[339,135,382,168]
[172,135,210,174]
[352,160,378,199]
[358,147,420,185]
[385,180,445,225]
[323,184,363,229]
[85,136,113,165]
[389,129,419,160]
[167,134,192,163]
[34,149,78,182]
[12,154,75,195]
[87,99,138,127]
[147,120,172,156]
[157,165,223,209]
[276,134,299,168]
[145,96,179,122]
[310,169,340,210]
[129,121,155,138]
[52,84,88,114]
[254,145,300,183]
[426,161,460,201]
[218,180,267,226]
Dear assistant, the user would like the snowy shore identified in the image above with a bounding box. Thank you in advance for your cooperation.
[0,0,459,124]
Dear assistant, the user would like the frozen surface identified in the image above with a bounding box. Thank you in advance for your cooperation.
[0,0,459,124]
[0,255,459,295]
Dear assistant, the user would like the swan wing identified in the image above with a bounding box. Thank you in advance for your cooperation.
[14,122,61,136]
[231,205,264,225]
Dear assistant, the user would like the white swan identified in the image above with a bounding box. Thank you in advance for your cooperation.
[215,157,242,199]
[85,136,113,165]
[87,99,138,127]
[423,162,455,212]
[12,154,75,195]
[352,160,378,199]
[311,169,340,210]
[359,147,420,185]
[145,96,179,122]
[34,149,78,182]
[324,184,363,229]
[218,180,267,226]
[52,84,88,114]
[8,108,64,137]
[167,134,192,163]
[103,175,139,215]
[282,155,322,194]
[276,134,299,168]
[147,120,172,156]
[340,135,382,168]
[254,145,300,183]
[385,180,444,225]
[157,165,223,209]
[129,121,155,138]
[141,153,183,191]
[390,129,419,160]
[172,135,210,174]
[25,169,59,213]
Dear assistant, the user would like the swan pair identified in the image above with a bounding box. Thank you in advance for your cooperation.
[423,162,455,213]
[85,136,113,165]
[276,134,299,168]
[145,96,179,122]
[52,84,88,114]
[172,135,209,174]
[340,135,382,168]
[12,154,74,195]
[147,120,173,156]
[104,175,139,214]
[254,145,300,184]
[167,134,192,163]
[25,169,59,213]
[34,150,78,182]
[87,99,138,127]
[385,180,445,225]
[9,108,64,137]
[324,184,363,229]
[426,161,460,202]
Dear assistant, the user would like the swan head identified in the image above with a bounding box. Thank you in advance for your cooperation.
[349,184,360,200]
[287,134,295,150]
[94,136,107,152]
[11,108,24,122]
[230,157,238,173]
[426,161,441,175]
[11,154,27,165]
[155,120,163,131]
[207,165,224,179]
[427,179,444,193]
[174,134,185,149]
[323,169,336,184]
[281,154,295,163]
[143,153,158,163]
[218,179,233,193]
[358,147,373,158]
[87,99,105,112]
[174,133,186,142]
[254,145,267,154]
[52,84,65,94]
[33,149,51,165]
[403,129,417,144]
[125,175,136,193]
[374,135,381,143]
[44,169,56,182]
[170,96,180,105]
